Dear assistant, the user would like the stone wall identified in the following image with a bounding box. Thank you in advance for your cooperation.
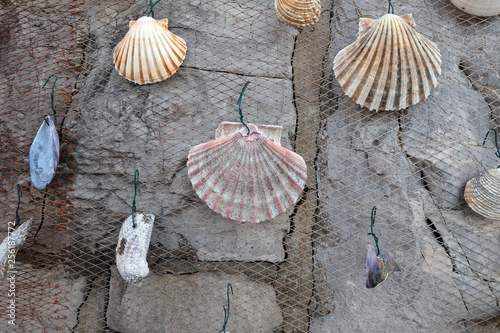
[0,0,499,332]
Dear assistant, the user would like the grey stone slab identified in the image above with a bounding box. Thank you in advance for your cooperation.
[107,267,283,332]
[0,263,86,332]
[161,0,297,78]
[312,1,500,331]
[74,271,109,333]
[400,49,495,208]
[85,0,296,79]
[70,67,293,260]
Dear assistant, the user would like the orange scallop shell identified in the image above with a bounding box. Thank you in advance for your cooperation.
[275,0,321,28]
[113,16,187,84]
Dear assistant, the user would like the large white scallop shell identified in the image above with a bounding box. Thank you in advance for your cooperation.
[464,168,500,220]
[333,13,441,111]
[113,16,187,85]
[275,0,321,28]
[0,218,33,279]
[116,212,155,283]
[187,122,307,223]
[451,0,500,16]
[29,116,60,190]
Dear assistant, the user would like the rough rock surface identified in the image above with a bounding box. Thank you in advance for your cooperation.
[0,263,86,332]
[74,270,109,333]
[1,0,500,332]
[70,0,297,261]
[310,0,500,332]
[107,267,283,332]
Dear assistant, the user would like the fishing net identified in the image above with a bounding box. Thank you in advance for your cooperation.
[0,0,499,332]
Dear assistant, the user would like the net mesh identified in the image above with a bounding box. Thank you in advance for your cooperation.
[1,0,499,332]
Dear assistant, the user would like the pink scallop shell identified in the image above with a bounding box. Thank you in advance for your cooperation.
[187,122,307,223]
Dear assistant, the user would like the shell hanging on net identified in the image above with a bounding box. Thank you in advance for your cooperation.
[366,244,401,289]
[113,16,187,85]
[116,212,155,283]
[464,168,500,220]
[275,0,321,28]
[0,218,33,279]
[450,0,500,17]
[187,122,307,223]
[29,116,60,190]
[333,13,442,111]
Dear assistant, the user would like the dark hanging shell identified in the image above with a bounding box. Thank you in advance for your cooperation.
[366,244,401,289]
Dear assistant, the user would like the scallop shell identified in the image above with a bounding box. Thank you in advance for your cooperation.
[0,218,33,279]
[187,122,307,223]
[334,14,442,111]
[275,0,321,28]
[113,16,187,85]
[116,212,155,283]
[451,0,500,16]
[29,116,60,190]
[464,168,500,220]
[366,244,400,289]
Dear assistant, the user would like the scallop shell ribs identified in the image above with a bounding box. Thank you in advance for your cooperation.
[113,16,187,85]
[275,0,321,28]
[464,168,500,220]
[187,122,307,223]
[334,14,441,111]
[116,213,155,283]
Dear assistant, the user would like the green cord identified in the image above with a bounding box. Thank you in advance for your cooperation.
[388,0,394,14]
[218,283,233,333]
[131,169,139,228]
[147,0,161,18]
[368,206,380,255]
[237,81,251,135]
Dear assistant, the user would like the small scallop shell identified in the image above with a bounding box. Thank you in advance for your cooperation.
[116,213,155,283]
[334,14,441,111]
[187,122,307,223]
[275,0,321,28]
[113,16,187,85]
[29,116,60,190]
[451,0,500,16]
[464,168,500,220]
[366,244,401,289]
[0,218,33,279]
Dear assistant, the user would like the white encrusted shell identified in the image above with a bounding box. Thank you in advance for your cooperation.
[0,218,33,279]
[464,168,500,220]
[29,116,60,190]
[333,13,442,111]
[275,0,321,28]
[215,121,283,144]
[451,0,500,16]
[116,213,155,283]
[187,122,307,223]
[113,16,187,85]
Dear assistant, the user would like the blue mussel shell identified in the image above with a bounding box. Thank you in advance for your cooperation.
[29,116,60,190]
[366,244,401,289]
